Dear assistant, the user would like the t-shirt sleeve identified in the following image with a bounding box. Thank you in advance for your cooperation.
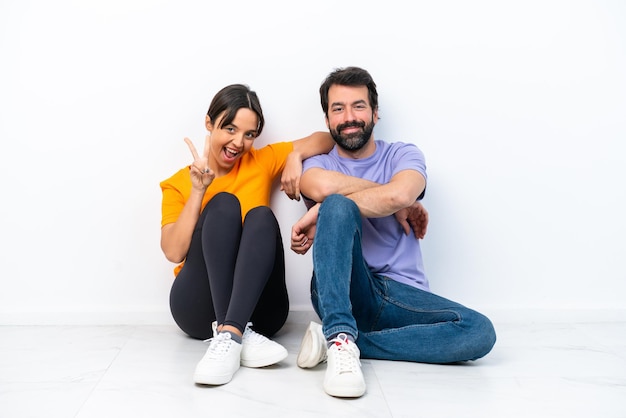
[255,142,294,178]
[391,143,427,199]
[303,153,333,172]
[159,168,190,227]
[391,143,427,179]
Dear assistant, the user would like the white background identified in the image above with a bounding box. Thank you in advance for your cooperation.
[1,0,624,324]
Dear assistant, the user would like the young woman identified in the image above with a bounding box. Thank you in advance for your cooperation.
[160,84,333,385]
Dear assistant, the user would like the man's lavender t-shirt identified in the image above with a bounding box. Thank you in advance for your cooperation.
[303,140,430,291]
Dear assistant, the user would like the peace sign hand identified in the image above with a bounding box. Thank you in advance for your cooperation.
[184,134,215,190]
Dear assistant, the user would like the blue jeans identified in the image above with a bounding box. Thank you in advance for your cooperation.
[310,194,496,364]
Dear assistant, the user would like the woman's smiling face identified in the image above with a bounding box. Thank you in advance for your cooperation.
[205,108,259,177]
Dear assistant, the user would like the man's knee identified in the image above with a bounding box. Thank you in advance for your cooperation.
[320,194,360,220]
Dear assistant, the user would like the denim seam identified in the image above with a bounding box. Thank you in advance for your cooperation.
[377,277,462,326]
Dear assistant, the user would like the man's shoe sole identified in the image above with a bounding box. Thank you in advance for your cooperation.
[297,321,326,368]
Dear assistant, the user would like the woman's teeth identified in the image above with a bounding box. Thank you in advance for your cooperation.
[225,148,239,157]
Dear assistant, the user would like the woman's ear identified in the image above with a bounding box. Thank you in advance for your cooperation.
[205,115,214,132]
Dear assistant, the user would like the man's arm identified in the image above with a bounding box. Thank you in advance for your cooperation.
[299,168,379,202]
[301,167,426,218]
[346,170,426,218]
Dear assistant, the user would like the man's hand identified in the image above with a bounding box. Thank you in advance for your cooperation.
[290,204,319,254]
[394,201,429,239]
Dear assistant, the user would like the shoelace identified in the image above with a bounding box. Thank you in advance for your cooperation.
[203,332,233,359]
[330,334,361,374]
[242,322,270,345]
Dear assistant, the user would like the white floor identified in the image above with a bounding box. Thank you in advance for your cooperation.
[1,311,625,418]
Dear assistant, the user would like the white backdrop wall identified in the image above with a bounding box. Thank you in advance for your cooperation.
[1,0,624,324]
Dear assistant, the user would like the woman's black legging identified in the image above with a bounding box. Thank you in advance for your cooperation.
[169,192,289,340]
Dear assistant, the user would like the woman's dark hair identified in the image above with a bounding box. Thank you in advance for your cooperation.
[207,84,265,135]
[319,67,378,116]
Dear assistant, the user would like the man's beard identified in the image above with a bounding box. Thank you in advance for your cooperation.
[330,119,375,151]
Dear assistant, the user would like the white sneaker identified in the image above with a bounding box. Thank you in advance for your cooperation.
[323,333,366,398]
[240,322,288,368]
[193,332,242,385]
[211,321,288,368]
[297,321,327,368]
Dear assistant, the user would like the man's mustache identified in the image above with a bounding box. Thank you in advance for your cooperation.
[337,121,365,132]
